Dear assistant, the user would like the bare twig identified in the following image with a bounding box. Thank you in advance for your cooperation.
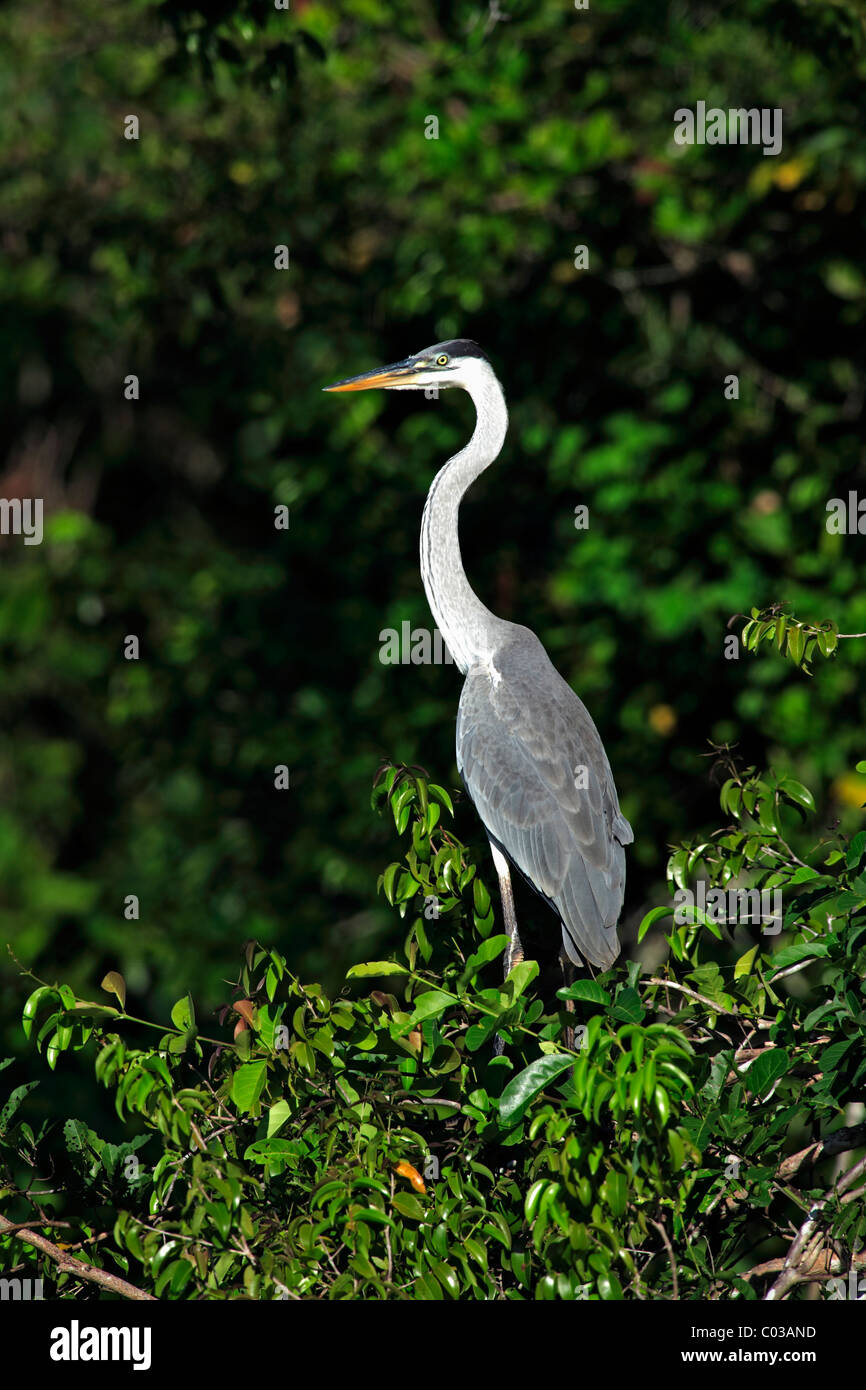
[769,958,819,983]
[646,977,741,1015]
[649,1218,679,1300]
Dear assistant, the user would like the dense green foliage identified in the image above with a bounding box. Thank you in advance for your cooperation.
[2,762,864,1299]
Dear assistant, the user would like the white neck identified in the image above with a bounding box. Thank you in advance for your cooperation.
[419,360,512,674]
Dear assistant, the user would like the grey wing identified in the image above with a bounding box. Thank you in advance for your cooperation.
[456,627,633,970]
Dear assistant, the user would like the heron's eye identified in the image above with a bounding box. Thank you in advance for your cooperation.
[436,354,449,366]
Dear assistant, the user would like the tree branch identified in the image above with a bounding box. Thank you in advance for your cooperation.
[0,1213,157,1301]
[765,1154,866,1300]
[646,977,740,1015]
[777,1124,866,1181]
[746,1249,866,1283]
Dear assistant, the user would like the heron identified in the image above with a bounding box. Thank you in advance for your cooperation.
[325,339,633,1014]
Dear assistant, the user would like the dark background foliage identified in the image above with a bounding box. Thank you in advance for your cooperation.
[1,0,864,1128]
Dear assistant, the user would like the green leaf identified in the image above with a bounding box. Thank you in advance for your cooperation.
[767,942,829,976]
[653,1085,670,1126]
[465,1017,498,1051]
[668,849,690,890]
[612,987,645,1024]
[597,1272,623,1300]
[637,905,674,941]
[101,971,127,1009]
[382,863,400,904]
[473,877,491,916]
[846,830,866,870]
[464,1237,487,1271]
[601,1171,628,1217]
[208,1203,232,1241]
[414,1271,442,1299]
[524,1178,551,1222]
[720,779,742,817]
[668,1129,686,1169]
[428,784,454,817]
[558,979,611,1006]
[170,994,195,1031]
[819,1039,852,1071]
[429,1258,460,1298]
[499,1054,574,1126]
[346,961,410,979]
[787,626,806,666]
[64,1117,97,1162]
[734,946,760,979]
[0,1081,39,1132]
[779,779,816,813]
[408,990,453,1025]
[243,1138,305,1165]
[347,1208,396,1229]
[481,1212,512,1249]
[504,959,539,999]
[461,935,509,982]
[266,1099,292,1137]
[392,1191,425,1221]
[742,1048,789,1095]
[22,987,57,1040]
[231,1061,267,1114]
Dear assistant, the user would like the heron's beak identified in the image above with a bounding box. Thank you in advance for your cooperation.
[323,356,422,392]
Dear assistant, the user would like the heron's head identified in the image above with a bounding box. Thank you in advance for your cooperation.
[323,339,492,394]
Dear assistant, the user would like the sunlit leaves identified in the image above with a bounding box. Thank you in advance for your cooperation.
[557,979,611,1007]
[345,961,410,979]
[739,607,842,675]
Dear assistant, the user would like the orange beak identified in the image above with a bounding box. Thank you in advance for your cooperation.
[323,356,422,392]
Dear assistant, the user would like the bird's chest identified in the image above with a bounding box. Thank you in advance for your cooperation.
[460,658,523,729]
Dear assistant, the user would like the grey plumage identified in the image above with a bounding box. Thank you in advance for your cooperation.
[456,624,632,968]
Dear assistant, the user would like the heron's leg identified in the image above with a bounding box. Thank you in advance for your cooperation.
[559,947,576,1051]
[489,841,522,1057]
[489,841,523,974]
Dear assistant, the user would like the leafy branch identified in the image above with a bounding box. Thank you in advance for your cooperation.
[732,603,866,675]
